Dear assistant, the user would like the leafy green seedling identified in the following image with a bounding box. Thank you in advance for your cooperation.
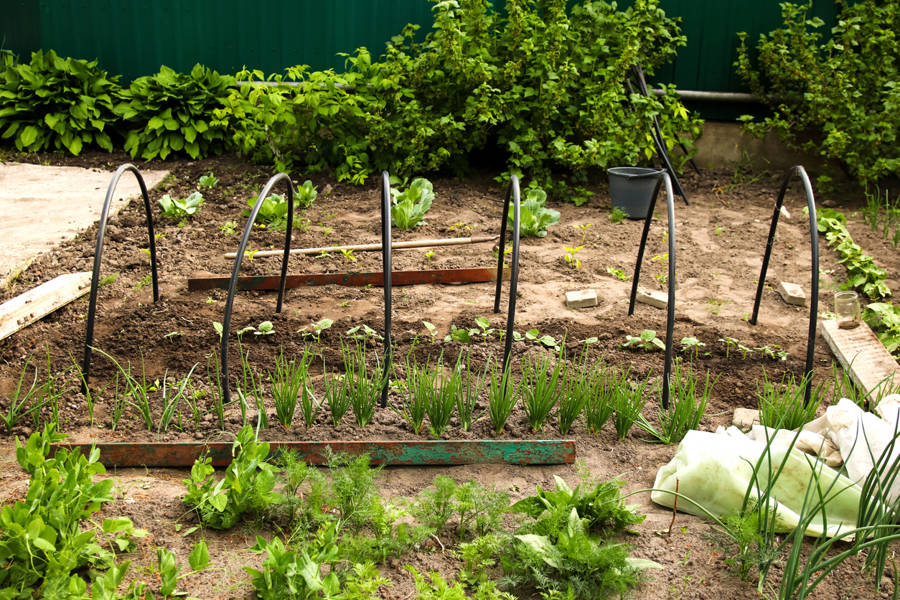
[573,223,592,244]
[564,245,583,269]
[391,177,434,229]
[609,207,627,223]
[219,220,236,236]
[158,192,203,220]
[511,186,560,237]
[198,172,218,188]
[606,266,628,281]
[623,329,665,352]
[298,318,334,343]
[254,321,275,336]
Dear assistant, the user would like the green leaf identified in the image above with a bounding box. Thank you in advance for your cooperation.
[188,540,210,571]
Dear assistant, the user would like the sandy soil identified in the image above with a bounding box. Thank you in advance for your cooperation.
[1,150,899,599]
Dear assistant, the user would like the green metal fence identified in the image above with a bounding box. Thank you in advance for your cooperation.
[3,0,836,94]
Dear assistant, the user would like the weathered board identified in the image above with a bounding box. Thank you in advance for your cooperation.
[52,439,576,467]
[187,267,508,291]
[0,272,91,341]
[821,318,900,398]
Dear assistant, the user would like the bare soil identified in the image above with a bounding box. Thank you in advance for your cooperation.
[1,150,899,599]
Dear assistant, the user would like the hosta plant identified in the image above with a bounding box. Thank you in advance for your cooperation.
[115,64,235,160]
[0,50,120,154]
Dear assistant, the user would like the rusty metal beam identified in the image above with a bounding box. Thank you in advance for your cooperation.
[187,267,508,292]
[52,439,575,467]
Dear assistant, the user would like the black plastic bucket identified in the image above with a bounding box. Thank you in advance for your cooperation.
[607,167,663,219]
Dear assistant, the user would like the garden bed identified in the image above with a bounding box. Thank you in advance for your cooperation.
[1,150,899,599]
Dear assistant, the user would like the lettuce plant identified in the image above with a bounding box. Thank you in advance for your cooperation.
[391,177,434,229]
[509,187,560,238]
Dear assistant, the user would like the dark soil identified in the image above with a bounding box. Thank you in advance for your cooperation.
[1,150,899,599]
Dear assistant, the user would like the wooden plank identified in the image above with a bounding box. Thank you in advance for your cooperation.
[187,267,508,291]
[0,272,92,341]
[821,318,900,398]
[52,439,576,467]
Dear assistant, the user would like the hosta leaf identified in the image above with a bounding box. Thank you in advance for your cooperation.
[18,124,39,147]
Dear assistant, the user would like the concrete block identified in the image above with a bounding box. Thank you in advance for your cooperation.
[565,289,598,309]
[733,408,760,431]
[636,288,667,309]
[777,281,806,306]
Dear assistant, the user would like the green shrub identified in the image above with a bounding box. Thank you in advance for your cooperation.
[115,64,235,160]
[213,66,369,179]
[736,1,900,183]
[0,49,120,154]
[218,0,700,195]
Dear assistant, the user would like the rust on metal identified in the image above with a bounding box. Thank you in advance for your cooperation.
[51,439,575,467]
[187,267,508,292]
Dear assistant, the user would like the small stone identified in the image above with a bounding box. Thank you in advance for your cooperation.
[780,205,791,220]
[733,407,759,431]
[565,289,598,309]
[636,288,667,309]
[194,432,204,440]
[777,281,806,306]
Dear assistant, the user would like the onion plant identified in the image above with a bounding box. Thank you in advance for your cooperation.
[557,351,593,435]
[206,349,226,430]
[157,364,198,434]
[613,369,652,440]
[426,354,461,437]
[397,351,433,434]
[520,352,565,433]
[341,340,384,427]
[488,359,519,435]
[639,359,716,444]
[237,344,266,430]
[94,348,154,431]
[269,346,314,427]
[757,369,829,430]
[0,356,43,433]
[324,369,350,427]
[579,359,620,435]
[457,350,486,432]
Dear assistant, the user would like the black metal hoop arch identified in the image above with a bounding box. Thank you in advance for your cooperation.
[626,173,676,409]
[81,163,159,391]
[219,173,295,405]
[750,165,819,404]
[492,175,522,373]
[380,171,393,408]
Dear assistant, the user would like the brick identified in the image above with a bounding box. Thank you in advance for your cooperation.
[733,408,760,431]
[565,289,598,309]
[777,281,806,306]
[636,288,667,309]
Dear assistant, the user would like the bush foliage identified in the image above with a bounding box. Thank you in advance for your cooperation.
[115,64,235,160]
[216,0,701,194]
[0,50,120,154]
[1,0,700,195]
[736,0,900,183]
